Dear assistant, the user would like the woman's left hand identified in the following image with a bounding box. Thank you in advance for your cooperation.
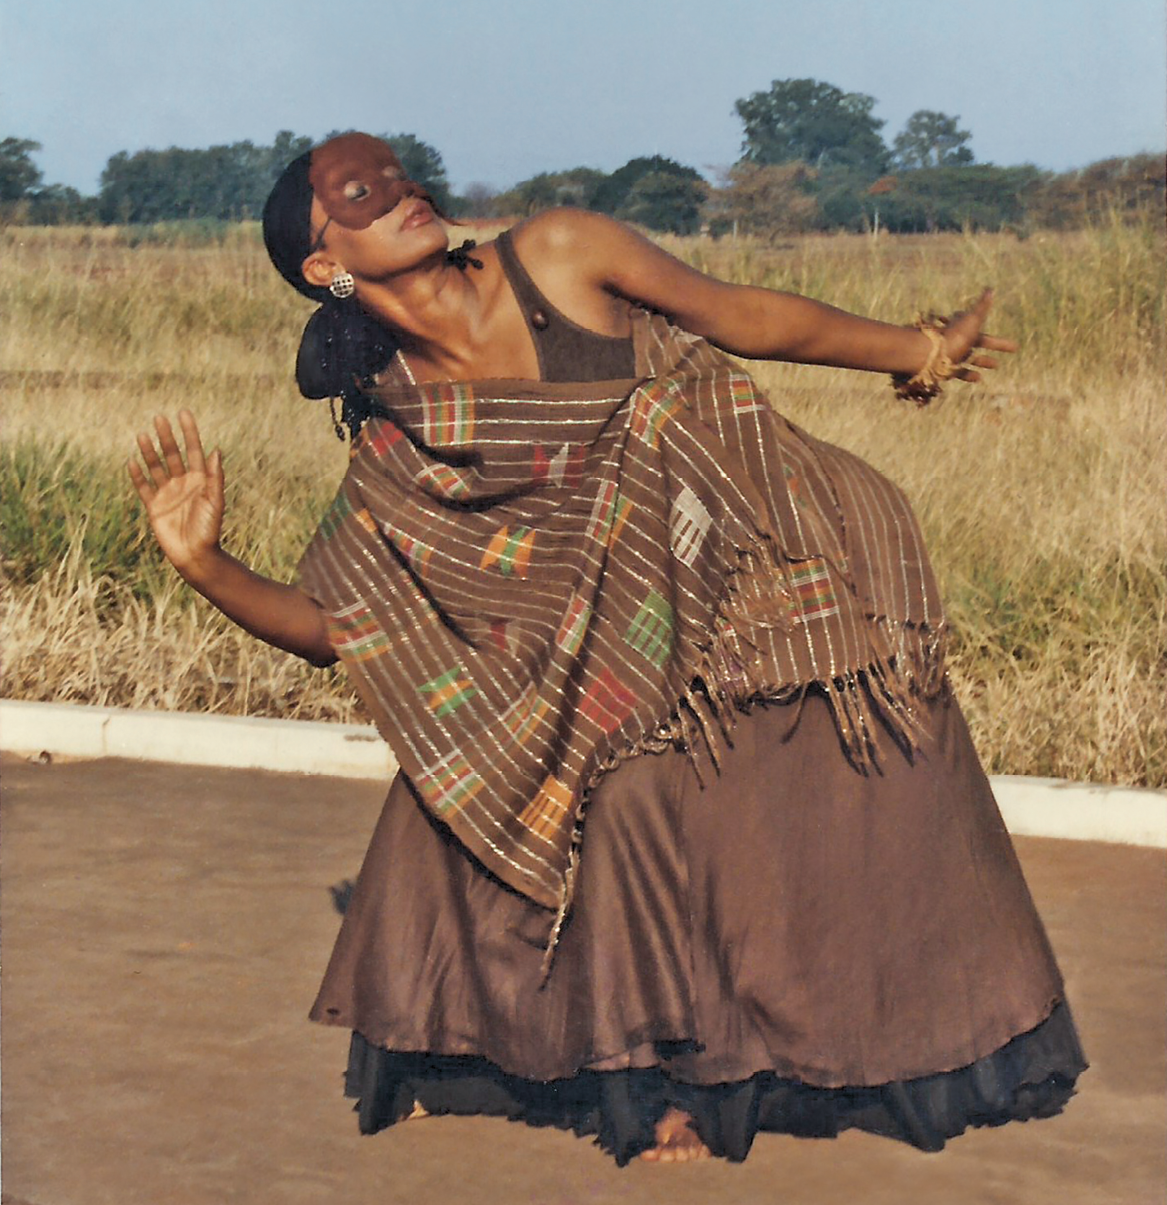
[940,289,1018,383]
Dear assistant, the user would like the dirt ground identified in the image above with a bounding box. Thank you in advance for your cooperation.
[2,754,1164,1205]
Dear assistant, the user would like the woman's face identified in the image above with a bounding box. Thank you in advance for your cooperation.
[308,133,427,230]
[304,193,447,287]
[301,135,448,287]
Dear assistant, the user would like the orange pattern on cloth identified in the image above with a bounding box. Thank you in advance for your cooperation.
[297,312,947,914]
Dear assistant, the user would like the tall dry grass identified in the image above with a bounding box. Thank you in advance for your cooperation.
[2,218,1164,785]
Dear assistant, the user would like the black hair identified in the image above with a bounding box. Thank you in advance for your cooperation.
[295,303,400,439]
[261,151,325,303]
[262,149,399,439]
[262,148,483,440]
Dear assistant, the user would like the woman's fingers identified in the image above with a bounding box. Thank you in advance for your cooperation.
[130,412,212,507]
[126,457,155,503]
[967,290,1017,354]
[977,333,1019,354]
[136,428,170,489]
[206,447,224,516]
[178,409,206,475]
[946,290,1016,377]
[154,414,186,477]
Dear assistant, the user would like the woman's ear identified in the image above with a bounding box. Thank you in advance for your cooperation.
[302,251,340,290]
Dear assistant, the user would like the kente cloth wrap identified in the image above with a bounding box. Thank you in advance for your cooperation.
[297,311,948,913]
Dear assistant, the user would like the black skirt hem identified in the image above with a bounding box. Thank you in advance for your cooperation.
[341,1001,1086,1165]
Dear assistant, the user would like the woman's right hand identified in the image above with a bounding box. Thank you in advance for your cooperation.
[128,409,224,581]
[127,409,335,665]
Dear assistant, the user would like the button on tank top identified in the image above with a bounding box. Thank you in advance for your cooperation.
[495,229,637,384]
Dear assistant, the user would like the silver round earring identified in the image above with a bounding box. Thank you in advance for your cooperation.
[329,270,355,300]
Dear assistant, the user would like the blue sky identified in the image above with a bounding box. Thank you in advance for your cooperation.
[4,0,1164,195]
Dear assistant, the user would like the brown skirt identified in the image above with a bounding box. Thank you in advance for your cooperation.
[311,685,1085,1160]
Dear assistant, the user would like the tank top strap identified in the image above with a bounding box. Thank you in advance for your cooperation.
[495,229,549,328]
[494,228,636,384]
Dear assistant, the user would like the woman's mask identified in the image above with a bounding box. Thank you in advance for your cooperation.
[309,132,432,229]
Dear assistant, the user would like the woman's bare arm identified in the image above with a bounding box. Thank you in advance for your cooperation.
[516,209,1016,380]
[128,411,336,667]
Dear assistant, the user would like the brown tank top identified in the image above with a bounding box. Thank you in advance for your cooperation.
[495,229,636,383]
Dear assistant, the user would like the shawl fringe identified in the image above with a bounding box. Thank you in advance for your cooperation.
[540,535,948,977]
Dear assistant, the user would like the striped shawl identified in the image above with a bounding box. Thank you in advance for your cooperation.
[297,312,947,914]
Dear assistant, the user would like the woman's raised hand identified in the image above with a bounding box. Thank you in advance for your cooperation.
[939,289,1018,384]
[128,410,224,579]
[127,410,334,665]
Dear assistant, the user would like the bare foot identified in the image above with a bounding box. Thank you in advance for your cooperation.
[405,1100,430,1120]
[638,1107,712,1163]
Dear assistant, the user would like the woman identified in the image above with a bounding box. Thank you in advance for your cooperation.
[129,133,1085,1164]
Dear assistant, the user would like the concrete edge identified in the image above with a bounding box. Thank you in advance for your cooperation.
[0,698,396,781]
[2,698,1164,849]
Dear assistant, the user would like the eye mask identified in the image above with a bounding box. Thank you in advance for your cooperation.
[309,132,432,229]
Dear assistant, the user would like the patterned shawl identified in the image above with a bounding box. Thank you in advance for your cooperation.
[297,311,947,914]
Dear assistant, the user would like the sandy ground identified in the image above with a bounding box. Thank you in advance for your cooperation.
[1,754,1164,1205]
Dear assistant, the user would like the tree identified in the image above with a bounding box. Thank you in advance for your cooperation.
[545,167,608,209]
[618,171,707,235]
[708,162,819,240]
[589,156,704,216]
[734,79,888,175]
[492,168,608,216]
[27,184,98,225]
[814,166,881,231]
[0,137,43,201]
[892,111,974,171]
[1021,154,1166,228]
[494,172,564,216]
[874,165,1039,232]
[99,132,316,223]
[99,146,227,223]
[456,182,499,219]
[269,130,313,175]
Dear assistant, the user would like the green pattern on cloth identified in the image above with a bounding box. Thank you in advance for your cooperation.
[624,590,675,670]
[297,311,947,916]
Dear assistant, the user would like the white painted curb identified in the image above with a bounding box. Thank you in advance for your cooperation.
[2,699,1164,849]
[991,776,1165,850]
[0,698,397,781]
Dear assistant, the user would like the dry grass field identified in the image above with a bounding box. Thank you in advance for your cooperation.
[2,217,1164,786]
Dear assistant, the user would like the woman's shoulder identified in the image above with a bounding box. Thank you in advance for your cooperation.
[508,208,630,265]
[503,209,721,335]
[498,210,643,340]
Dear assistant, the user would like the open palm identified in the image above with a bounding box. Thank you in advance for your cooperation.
[128,410,224,575]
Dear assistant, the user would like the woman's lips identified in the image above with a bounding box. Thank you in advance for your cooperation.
[400,201,434,230]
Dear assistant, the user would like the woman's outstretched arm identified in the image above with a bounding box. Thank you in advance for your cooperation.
[127,410,336,667]
[518,210,1016,381]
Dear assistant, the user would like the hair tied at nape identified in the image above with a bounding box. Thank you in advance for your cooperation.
[294,303,400,439]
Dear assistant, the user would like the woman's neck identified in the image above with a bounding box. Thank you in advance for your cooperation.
[362,253,477,340]
[360,243,522,382]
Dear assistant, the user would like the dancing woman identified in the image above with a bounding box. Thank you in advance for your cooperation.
[129,133,1085,1164]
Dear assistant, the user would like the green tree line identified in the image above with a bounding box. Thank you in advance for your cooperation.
[0,130,453,227]
[719,79,1163,235]
[3,82,1163,235]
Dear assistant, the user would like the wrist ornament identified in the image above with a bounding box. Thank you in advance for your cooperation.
[892,315,972,406]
